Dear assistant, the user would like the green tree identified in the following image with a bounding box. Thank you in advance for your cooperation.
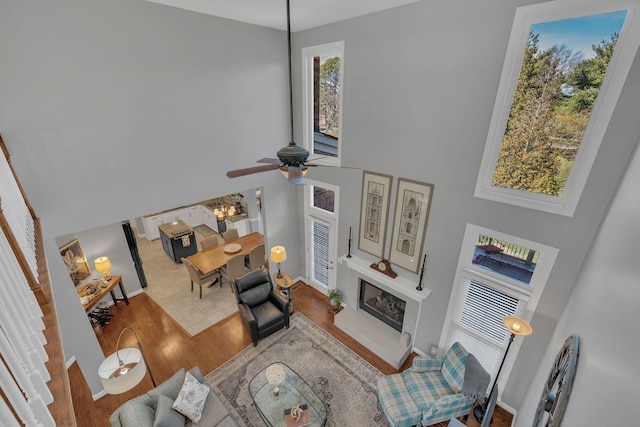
[319,57,340,137]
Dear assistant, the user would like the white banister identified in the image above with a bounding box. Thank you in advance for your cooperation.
[0,357,47,427]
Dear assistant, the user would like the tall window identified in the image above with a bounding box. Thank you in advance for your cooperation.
[302,41,344,166]
[440,224,558,398]
[475,1,640,216]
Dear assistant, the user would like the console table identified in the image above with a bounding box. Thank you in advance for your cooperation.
[79,275,129,312]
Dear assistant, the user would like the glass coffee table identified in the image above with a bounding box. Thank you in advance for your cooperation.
[249,362,327,426]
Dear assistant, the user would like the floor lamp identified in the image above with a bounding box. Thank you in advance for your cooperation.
[98,327,157,394]
[473,315,532,423]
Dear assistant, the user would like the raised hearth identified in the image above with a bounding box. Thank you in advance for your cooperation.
[336,255,431,369]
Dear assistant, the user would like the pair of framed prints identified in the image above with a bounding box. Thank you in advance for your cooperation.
[358,171,433,275]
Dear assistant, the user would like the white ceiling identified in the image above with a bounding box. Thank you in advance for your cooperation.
[144,0,421,31]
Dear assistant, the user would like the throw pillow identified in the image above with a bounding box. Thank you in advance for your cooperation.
[153,394,186,427]
[172,371,210,423]
[147,368,186,408]
[441,342,469,393]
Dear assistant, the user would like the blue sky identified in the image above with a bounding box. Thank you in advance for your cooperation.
[532,10,627,59]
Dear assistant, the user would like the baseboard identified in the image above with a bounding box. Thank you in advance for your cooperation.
[65,355,77,370]
[93,389,107,401]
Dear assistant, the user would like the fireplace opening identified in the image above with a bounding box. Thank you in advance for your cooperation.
[359,279,406,332]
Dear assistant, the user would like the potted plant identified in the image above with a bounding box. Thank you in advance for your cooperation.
[327,289,342,314]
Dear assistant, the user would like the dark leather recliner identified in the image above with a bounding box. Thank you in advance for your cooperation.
[233,270,290,346]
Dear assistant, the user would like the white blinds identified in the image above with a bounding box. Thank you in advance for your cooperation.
[0,226,54,426]
[312,220,330,286]
[445,274,529,383]
[0,150,37,277]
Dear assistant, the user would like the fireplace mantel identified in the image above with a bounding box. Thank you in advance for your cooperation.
[339,255,431,302]
[336,254,431,368]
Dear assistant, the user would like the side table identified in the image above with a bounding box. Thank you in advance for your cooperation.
[273,272,294,313]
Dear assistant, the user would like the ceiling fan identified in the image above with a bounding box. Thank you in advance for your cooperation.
[226,0,353,185]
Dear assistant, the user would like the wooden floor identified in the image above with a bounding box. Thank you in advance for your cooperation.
[68,284,513,427]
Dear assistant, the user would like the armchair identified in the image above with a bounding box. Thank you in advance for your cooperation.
[377,342,489,427]
[233,270,290,346]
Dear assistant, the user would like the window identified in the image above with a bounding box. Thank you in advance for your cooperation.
[475,1,640,216]
[302,41,344,166]
[440,224,558,397]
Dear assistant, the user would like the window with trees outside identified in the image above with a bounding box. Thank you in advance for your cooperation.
[475,1,640,216]
[439,224,558,398]
[302,41,344,166]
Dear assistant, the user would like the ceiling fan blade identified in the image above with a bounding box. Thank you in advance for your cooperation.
[226,163,280,178]
[256,158,281,164]
[306,163,360,170]
[287,166,305,185]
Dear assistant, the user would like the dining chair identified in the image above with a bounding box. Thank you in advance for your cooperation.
[201,234,223,250]
[245,243,266,271]
[221,228,239,242]
[181,257,221,299]
[220,253,248,291]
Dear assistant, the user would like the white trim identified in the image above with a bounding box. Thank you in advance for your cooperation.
[474,0,640,216]
[301,41,345,166]
[65,356,77,370]
[439,224,559,401]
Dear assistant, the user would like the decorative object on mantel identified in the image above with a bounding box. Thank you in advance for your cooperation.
[327,288,343,314]
[359,170,393,258]
[416,253,427,291]
[370,259,397,278]
[389,178,434,273]
[346,226,352,258]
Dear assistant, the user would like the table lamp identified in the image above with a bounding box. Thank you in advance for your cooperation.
[473,315,532,422]
[270,246,287,279]
[94,257,112,280]
[98,327,156,394]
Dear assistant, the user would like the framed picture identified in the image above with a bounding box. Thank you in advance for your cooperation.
[358,171,393,258]
[389,179,434,273]
[59,239,91,286]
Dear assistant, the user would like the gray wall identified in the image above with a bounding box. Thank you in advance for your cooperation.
[3,0,640,418]
[292,0,640,412]
[0,0,302,396]
[515,138,640,426]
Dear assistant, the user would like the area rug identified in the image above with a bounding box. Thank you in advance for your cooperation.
[194,224,217,237]
[205,313,389,426]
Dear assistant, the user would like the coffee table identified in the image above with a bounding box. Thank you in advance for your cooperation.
[249,362,327,426]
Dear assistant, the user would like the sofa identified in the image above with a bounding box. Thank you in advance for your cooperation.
[109,367,237,427]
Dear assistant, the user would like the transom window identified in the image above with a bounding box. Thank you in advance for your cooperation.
[302,41,344,166]
[475,1,640,216]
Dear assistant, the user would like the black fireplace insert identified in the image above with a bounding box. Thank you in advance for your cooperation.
[358,278,406,332]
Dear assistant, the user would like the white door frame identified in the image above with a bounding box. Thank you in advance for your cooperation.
[303,179,339,292]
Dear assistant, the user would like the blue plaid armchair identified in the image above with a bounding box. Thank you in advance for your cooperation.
[377,342,482,427]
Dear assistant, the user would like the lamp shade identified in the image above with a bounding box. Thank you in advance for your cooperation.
[503,315,532,336]
[94,257,112,274]
[270,246,287,264]
[99,348,146,394]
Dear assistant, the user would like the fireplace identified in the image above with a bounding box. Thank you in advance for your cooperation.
[359,279,406,332]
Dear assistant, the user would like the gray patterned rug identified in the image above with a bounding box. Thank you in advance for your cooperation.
[205,312,389,426]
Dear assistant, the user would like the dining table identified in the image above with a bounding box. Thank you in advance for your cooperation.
[186,231,264,276]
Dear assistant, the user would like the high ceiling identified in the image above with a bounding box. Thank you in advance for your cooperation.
[145,0,421,31]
